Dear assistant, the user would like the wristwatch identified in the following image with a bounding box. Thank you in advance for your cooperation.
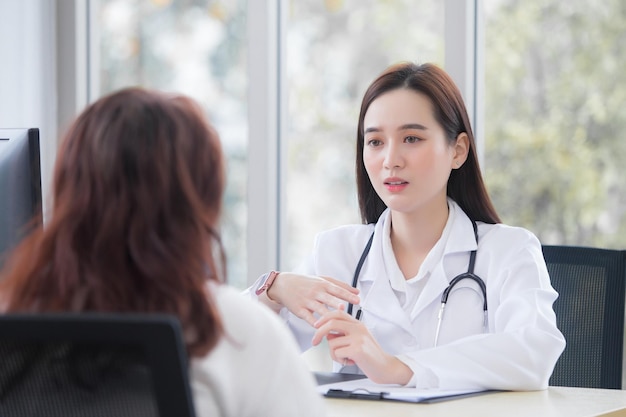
[255,270,280,299]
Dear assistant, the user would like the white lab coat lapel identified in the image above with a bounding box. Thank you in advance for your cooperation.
[358,212,414,336]
[409,201,479,321]
[409,261,449,321]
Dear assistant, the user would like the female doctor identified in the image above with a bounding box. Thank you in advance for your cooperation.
[249,62,565,391]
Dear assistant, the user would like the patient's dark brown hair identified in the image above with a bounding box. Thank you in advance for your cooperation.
[0,87,226,357]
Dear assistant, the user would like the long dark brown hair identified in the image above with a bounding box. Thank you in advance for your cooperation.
[356,62,501,225]
[0,87,226,357]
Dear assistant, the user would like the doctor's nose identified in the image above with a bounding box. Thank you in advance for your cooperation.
[383,145,404,169]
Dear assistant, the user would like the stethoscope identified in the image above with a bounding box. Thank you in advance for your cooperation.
[346,220,488,346]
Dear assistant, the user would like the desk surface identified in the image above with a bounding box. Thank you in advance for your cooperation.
[323,386,626,417]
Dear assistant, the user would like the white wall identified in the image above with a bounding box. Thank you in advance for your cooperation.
[0,0,57,217]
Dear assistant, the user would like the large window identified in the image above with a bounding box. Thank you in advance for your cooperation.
[95,0,447,282]
[283,0,445,269]
[484,0,626,249]
[88,0,625,288]
[96,0,249,287]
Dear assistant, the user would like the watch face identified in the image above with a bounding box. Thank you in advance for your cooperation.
[255,271,279,296]
[255,272,271,295]
[255,284,267,296]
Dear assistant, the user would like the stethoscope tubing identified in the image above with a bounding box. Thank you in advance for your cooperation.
[347,220,488,346]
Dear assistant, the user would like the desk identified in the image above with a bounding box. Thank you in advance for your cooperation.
[323,386,626,417]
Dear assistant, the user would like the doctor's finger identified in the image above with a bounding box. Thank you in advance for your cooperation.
[327,336,354,357]
[295,296,344,326]
[292,304,322,327]
[312,291,355,313]
[324,284,360,306]
[326,334,359,364]
[327,346,352,367]
[311,320,352,345]
[313,309,354,328]
[300,296,336,320]
[321,276,360,294]
[321,277,361,304]
[330,345,358,367]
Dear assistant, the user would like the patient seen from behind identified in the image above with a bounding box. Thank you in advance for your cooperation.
[0,88,325,417]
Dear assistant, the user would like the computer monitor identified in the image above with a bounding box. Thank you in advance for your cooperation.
[0,128,43,266]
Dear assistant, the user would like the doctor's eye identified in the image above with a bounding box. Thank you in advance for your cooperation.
[404,135,423,144]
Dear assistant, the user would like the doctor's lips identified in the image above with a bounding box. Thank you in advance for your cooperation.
[384,177,409,192]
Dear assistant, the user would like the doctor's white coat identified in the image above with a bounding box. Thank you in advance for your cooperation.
[279,200,565,391]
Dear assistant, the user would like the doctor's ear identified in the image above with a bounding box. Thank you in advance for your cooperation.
[452,133,469,169]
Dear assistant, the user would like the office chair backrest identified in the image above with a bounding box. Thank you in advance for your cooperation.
[542,245,626,389]
[0,313,196,417]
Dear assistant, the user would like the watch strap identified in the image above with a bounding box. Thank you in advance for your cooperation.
[255,270,280,298]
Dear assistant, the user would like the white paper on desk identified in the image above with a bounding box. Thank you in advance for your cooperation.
[317,378,485,403]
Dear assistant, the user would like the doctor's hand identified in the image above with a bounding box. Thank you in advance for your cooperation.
[266,272,360,326]
[311,308,413,386]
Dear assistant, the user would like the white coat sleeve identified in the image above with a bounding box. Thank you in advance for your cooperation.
[399,230,566,391]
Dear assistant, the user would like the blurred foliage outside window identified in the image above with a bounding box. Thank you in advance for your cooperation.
[97,0,249,287]
[284,0,444,269]
[96,0,626,288]
[484,0,626,249]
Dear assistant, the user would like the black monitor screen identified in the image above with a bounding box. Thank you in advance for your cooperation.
[0,128,43,265]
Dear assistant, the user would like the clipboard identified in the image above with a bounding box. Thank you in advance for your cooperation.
[317,376,493,403]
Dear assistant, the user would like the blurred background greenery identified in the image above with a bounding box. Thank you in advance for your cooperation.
[96,0,626,287]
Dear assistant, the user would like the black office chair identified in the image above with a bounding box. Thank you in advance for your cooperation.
[0,313,196,417]
[542,245,626,389]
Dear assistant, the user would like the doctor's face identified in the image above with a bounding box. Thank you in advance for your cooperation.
[362,88,458,216]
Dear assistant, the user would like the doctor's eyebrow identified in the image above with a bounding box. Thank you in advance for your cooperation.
[399,123,428,131]
[364,123,429,134]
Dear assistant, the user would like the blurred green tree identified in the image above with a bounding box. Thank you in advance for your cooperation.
[484,0,626,248]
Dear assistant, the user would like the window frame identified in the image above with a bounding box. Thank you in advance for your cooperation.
[55,0,483,286]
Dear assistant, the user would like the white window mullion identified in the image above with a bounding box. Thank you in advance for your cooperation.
[276,0,288,273]
[86,0,100,103]
[247,0,282,283]
[474,0,485,164]
[56,0,90,133]
[444,0,484,164]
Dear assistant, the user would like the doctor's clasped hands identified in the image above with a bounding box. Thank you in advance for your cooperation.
[264,271,413,385]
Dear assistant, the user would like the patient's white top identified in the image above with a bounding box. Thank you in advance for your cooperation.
[190,284,326,417]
